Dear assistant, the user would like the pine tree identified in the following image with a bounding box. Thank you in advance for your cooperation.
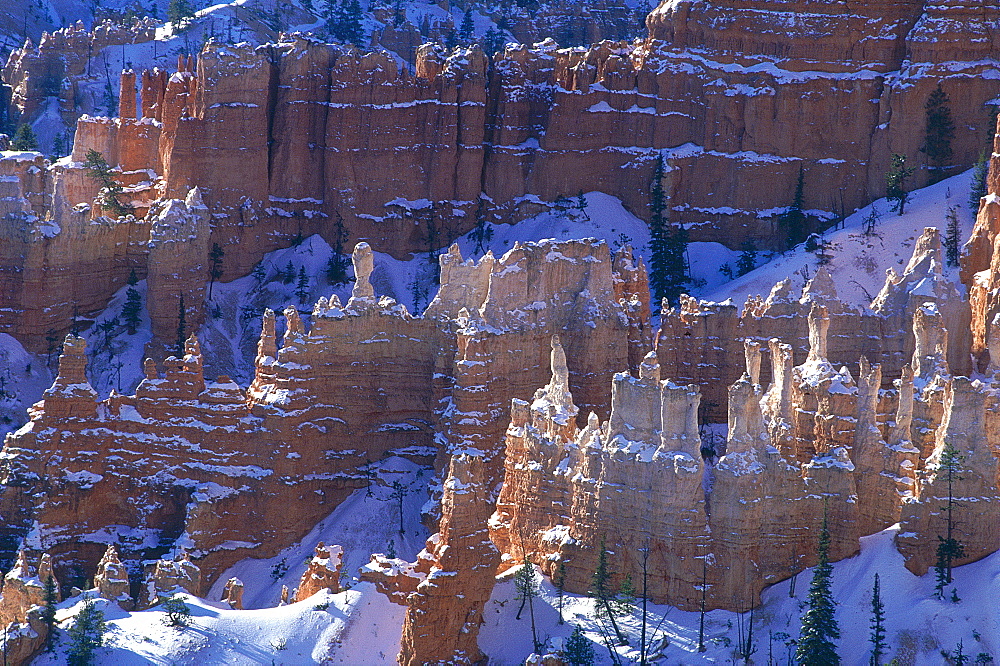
[167,0,195,29]
[327,212,351,285]
[970,151,989,212]
[735,239,758,276]
[175,294,186,356]
[779,166,809,250]
[613,572,636,617]
[796,511,840,665]
[564,625,596,666]
[591,538,627,645]
[514,560,536,620]
[11,123,38,151]
[295,266,310,303]
[555,559,567,625]
[282,261,295,284]
[934,442,966,598]
[42,574,58,652]
[122,285,142,335]
[161,594,191,628]
[459,9,474,43]
[869,573,886,666]
[208,242,225,300]
[886,154,915,216]
[576,190,590,221]
[923,84,955,183]
[945,206,960,268]
[83,149,133,217]
[648,155,689,310]
[67,595,107,666]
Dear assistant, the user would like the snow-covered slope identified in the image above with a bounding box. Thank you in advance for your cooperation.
[701,169,977,310]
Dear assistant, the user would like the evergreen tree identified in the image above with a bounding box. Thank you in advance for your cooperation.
[11,123,38,151]
[42,574,58,652]
[83,149,133,217]
[484,26,503,55]
[167,0,195,29]
[564,625,596,666]
[970,151,989,212]
[208,242,225,300]
[735,239,758,276]
[555,559,567,625]
[122,281,142,335]
[514,560,536,620]
[923,84,955,183]
[327,212,351,285]
[779,166,809,250]
[934,442,966,598]
[459,9,474,43]
[576,190,590,221]
[295,266,310,302]
[796,511,840,665]
[648,155,689,310]
[945,206,960,268]
[869,573,886,666]
[161,594,191,628]
[591,538,627,645]
[886,154,915,216]
[67,595,107,666]
[282,261,295,284]
[175,294,186,356]
[613,572,636,617]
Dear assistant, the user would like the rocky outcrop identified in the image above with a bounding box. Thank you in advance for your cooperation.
[140,551,202,608]
[293,543,343,602]
[220,577,244,610]
[93,545,131,609]
[0,238,645,630]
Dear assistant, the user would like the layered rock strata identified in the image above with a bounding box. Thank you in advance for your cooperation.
[2,0,998,349]
[0,239,644,617]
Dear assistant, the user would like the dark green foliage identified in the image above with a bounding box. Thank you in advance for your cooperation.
[591,538,626,645]
[122,283,142,334]
[869,573,886,666]
[555,559,567,624]
[779,167,810,250]
[161,594,191,628]
[67,596,107,666]
[484,26,504,55]
[282,261,295,284]
[386,539,396,559]
[459,9,474,43]
[175,293,186,356]
[295,266,310,302]
[208,242,225,299]
[576,190,590,221]
[923,85,955,183]
[970,151,989,212]
[796,512,840,665]
[954,640,968,666]
[735,239,758,276]
[564,625,596,666]
[83,149,133,217]
[945,207,960,268]
[934,442,966,598]
[648,155,689,310]
[11,123,38,151]
[886,154,915,215]
[613,572,636,617]
[327,212,351,285]
[167,0,194,28]
[327,0,364,44]
[514,560,537,620]
[42,575,58,652]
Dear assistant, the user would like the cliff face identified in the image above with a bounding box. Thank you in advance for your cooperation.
[2,0,997,351]
[0,239,645,621]
[488,236,992,612]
